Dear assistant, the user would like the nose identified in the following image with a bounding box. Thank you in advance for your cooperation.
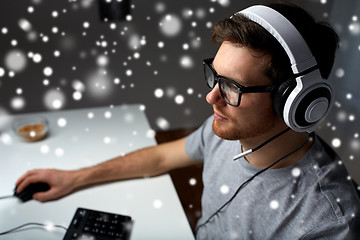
[206,83,227,106]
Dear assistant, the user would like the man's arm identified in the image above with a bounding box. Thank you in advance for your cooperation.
[15,136,197,202]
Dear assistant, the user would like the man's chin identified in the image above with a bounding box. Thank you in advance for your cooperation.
[212,120,238,141]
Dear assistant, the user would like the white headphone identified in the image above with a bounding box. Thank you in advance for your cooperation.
[236,5,334,132]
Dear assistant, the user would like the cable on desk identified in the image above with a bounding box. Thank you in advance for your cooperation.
[0,195,14,200]
[0,222,68,236]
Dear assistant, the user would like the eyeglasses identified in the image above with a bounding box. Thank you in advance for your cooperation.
[203,58,276,107]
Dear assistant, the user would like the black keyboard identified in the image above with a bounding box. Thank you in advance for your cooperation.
[63,208,133,240]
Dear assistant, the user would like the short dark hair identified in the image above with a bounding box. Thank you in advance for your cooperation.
[211,3,340,84]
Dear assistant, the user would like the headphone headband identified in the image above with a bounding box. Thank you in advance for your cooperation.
[236,5,317,74]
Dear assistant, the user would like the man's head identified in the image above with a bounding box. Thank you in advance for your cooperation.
[205,3,339,140]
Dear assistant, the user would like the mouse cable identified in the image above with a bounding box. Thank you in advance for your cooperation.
[0,195,14,200]
[0,222,68,236]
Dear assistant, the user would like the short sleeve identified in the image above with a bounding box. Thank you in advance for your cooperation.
[185,116,214,162]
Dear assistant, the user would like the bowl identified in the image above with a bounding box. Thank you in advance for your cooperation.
[13,116,49,142]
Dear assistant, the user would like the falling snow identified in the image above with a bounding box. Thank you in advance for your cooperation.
[0,2,359,226]
[104,111,112,119]
[55,147,64,157]
[159,14,182,37]
[291,168,301,177]
[40,145,50,154]
[153,199,163,209]
[156,117,170,130]
[57,118,67,127]
[270,200,279,210]
[189,178,197,186]
[220,184,229,194]
[332,138,342,148]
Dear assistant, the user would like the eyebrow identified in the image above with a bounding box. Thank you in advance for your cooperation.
[212,60,251,87]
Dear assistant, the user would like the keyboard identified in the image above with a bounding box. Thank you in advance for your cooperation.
[63,208,133,240]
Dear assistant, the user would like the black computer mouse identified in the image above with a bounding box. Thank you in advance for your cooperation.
[13,182,50,202]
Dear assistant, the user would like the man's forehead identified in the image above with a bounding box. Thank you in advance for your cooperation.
[213,42,272,85]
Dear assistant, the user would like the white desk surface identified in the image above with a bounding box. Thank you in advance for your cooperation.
[0,105,194,240]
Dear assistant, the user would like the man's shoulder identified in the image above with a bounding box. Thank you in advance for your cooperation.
[299,134,360,238]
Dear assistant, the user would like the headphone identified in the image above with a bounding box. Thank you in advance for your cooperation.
[236,5,334,133]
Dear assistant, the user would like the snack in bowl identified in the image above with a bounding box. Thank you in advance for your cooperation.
[13,117,49,142]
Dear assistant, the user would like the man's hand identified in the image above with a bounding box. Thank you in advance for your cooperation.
[15,169,78,202]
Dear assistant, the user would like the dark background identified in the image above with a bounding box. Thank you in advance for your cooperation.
[0,0,359,182]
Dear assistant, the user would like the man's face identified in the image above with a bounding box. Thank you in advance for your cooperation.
[206,41,283,141]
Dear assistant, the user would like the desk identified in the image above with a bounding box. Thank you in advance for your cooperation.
[0,105,195,240]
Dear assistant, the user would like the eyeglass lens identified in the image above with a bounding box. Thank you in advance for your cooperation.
[220,79,239,106]
[205,64,215,88]
[204,63,240,106]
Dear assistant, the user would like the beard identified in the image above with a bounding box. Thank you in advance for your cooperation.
[211,110,279,141]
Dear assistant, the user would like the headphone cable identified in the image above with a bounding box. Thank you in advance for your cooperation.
[195,132,311,234]
[233,127,291,160]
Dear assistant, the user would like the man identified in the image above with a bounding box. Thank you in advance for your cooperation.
[16,3,360,239]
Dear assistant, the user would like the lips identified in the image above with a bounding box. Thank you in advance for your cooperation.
[214,111,228,121]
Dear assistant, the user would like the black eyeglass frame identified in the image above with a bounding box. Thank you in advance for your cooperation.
[203,58,277,107]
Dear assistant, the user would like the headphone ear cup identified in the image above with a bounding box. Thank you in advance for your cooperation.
[273,78,296,117]
[292,83,333,128]
[274,74,334,132]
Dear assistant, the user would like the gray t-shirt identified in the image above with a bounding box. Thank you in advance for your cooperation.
[185,116,360,240]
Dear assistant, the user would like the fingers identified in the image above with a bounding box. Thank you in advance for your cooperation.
[15,169,49,193]
[33,188,57,202]
[15,170,34,187]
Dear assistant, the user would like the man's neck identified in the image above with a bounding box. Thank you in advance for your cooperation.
[239,128,313,169]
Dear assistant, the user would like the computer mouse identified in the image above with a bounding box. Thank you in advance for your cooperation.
[13,182,50,202]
